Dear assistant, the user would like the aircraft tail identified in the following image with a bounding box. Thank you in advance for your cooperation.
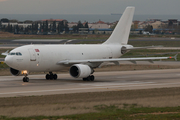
[103,7,135,45]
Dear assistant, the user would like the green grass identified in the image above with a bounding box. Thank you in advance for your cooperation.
[1,105,180,120]
[129,40,180,47]
[0,55,5,58]
[123,49,180,61]
[0,63,8,68]
[77,41,104,44]
[1,34,180,40]
[76,39,180,47]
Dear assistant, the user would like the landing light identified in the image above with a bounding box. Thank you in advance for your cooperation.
[22,70,28,75]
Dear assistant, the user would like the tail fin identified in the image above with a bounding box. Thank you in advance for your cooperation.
[103,7,135,45]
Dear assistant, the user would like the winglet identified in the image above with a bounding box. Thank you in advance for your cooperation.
[173,54,178,61]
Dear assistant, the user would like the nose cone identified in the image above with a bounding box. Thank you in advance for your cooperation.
[5,56,13,67]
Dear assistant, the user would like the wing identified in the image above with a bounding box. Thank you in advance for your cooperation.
[57,56,174,65]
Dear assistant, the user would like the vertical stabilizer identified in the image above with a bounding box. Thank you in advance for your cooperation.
[103,7,135,45]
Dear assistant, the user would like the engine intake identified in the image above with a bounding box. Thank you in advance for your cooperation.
[70,64,92,78]
[10,67,21,76]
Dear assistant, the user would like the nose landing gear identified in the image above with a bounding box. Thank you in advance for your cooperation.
[23,74,29,82]
[46,72,57,80]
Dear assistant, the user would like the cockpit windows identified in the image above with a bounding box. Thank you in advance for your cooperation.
[16,52,22,56]
[8,52,22,56]
[9,53,15,55]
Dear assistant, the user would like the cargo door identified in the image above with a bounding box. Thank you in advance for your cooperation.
[28,49,36,61]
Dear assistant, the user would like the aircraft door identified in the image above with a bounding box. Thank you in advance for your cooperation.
[28,49,36,61]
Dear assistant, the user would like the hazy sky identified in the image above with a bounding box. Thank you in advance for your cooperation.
[0,0,180,15]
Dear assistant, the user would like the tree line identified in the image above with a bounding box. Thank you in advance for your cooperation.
[0,18,89,34]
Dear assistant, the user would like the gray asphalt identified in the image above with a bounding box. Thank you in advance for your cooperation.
[0,69,180,97]
[0,58,4,61]
[1,38,180,48]
[1,37,180,45]
[0,39,105,45]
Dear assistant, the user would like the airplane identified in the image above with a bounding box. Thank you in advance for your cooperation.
[1,7,174,82]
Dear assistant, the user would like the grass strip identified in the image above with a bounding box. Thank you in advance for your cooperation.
[1,105,180,120]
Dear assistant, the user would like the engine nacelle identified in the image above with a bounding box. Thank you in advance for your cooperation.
[70,64,92,78]
[10,67,21,76]
[121,46,127,54]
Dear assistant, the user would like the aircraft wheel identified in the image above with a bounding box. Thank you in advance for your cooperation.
[46,74,50,80]
[83,75,95,81]
[90,75,95,81]
[23,77,26,82]
[23,77,29,82]
[53,74,57,80]
[87,76,91,81]
[50,74,54,80]
[83,78,87,81]
[26,77,29,82]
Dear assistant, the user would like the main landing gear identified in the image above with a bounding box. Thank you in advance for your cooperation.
[46,72,57,80]
[23,74,29,82]
[83,75,95,81]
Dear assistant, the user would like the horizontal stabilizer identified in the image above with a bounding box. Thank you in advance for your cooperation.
[1,50,9,56]
[127,46,163,50]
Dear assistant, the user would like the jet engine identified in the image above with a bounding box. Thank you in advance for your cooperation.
[70,64,92,78]
[10,67,21,76]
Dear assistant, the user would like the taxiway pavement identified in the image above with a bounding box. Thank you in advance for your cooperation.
[1,38,180,49]
[0,69,180,97]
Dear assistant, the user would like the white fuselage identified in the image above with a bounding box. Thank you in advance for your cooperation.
[5,44,126,72]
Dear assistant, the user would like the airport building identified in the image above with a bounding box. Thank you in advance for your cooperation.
[1,17,180,35]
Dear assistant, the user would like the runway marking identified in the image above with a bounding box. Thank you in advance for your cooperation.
[67,40,72,42]
[65,39,77,43]
[79,82,154,87]
[0,82,180,95]
[67,39,76,41]
[0,77,22,81]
